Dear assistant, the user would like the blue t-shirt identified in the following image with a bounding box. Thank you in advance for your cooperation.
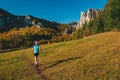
[33,45,40,54]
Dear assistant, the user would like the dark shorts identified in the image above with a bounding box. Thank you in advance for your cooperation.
[34,53,39,57]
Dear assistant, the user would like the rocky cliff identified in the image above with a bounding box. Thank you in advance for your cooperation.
[76,9,101,29]
[0,8,60,31]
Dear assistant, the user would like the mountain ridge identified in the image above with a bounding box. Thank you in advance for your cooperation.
[0,8,60,31]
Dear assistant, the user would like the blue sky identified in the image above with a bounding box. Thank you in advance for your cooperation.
[0,0,107,23]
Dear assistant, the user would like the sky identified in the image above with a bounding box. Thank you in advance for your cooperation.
[0,0,107,23]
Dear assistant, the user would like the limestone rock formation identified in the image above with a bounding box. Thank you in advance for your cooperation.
[76,9,101,29]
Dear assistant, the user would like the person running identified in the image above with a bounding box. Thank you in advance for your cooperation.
[33,41,40,68]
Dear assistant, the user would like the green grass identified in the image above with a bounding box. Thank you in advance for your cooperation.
[1,32,120,80]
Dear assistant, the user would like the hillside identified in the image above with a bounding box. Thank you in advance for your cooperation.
[0,32,120,80]
[0,8,60,32]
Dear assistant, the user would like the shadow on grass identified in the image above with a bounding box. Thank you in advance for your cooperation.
[42,56,82,69]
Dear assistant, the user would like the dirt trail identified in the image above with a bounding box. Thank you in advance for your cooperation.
[22,53,50,80]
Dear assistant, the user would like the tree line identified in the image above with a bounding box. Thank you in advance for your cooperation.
[0,24,73,50]
[0,27,57,49]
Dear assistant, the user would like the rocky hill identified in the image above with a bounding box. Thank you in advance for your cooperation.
[0,8,60,31]
[76,9,101,29]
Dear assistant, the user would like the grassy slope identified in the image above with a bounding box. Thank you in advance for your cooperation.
[0,32,120,80]
[0,49,40,80]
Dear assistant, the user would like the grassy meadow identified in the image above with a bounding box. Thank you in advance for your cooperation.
[0,32,120,80]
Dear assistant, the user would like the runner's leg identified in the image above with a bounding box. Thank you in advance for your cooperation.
[34,56,37,64]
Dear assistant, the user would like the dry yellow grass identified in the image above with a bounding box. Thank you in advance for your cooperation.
[1,32,120,80]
